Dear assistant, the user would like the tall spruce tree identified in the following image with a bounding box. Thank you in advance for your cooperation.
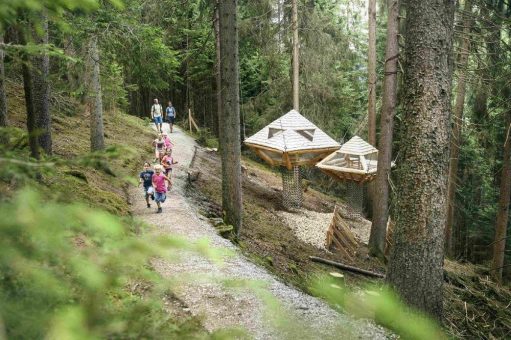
[219,0,242,235]
[386,0,456,319]
[369,0,400,259]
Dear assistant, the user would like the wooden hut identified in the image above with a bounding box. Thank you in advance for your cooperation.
[316,136,379,184]
[244,110,340,170]
[244,110,340,208]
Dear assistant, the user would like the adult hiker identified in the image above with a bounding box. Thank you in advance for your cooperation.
[151,98,164,133]
[152,164,172,213]
[165,100,176,133]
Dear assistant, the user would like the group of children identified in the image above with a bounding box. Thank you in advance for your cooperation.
[138,130,178,213]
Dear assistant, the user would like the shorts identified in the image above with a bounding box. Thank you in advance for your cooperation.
[144,186,154,196]
[155,191,166,203]
[167,116,175,124]
[154,116,162,124]
[164,168,172,176]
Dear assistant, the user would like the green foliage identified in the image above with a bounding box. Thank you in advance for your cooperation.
[0,189,211,339]
[311,276,446,340]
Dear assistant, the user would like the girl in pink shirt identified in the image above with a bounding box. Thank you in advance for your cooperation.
[151,165,172,213]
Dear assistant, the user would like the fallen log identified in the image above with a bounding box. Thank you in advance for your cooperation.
[309,256,385,279]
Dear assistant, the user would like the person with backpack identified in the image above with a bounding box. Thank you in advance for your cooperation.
[165,101,176,133]
[151,98,163,133]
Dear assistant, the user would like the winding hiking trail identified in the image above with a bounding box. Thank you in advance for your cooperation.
[131,124,388,339]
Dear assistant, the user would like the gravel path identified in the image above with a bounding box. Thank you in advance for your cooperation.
[131,123,388,339]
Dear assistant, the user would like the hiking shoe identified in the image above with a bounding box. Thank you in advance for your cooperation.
[157,207,162,213]
[147,203,151,208]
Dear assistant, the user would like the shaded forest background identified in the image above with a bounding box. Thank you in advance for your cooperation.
[4,0,505,275]
[0,0,510,337]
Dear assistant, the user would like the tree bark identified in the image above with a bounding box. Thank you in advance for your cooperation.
[492,111,511,282]
[369,0,400,259]
[445,0,473,257]
[0,34,7,129]
[219,0,243,236]
[87,35,105,151]
[32,14,52,155]
[18,26,40,160]
[386,0,455,321]
[214,0,222,137]
[367,0,377,146]
[291,0,299,111]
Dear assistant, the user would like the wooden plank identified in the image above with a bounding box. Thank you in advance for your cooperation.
[244,142,283,154]
[255,149,275,166]
[188,109,192,132]
[316,164,370,175]
[360,155,368,172]
[283,152,293,170]
[288,147,340,155]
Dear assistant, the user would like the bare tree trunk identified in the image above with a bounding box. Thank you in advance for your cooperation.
[215,0,222,136]
[386,0,455,320]
[367,0,377,146]
[369,0,400,259]
[445,0,473,257]
[18,26,40,160]
[87,35,105,151]
[492,111,511,282]
[291,0,299,111]
[219,0,243,236]
[32,14,52,155]
[0,34,7,129]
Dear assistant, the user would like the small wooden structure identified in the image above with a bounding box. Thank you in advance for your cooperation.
[244,110,340,170]
[244,110,340,209]
[316,136,379,184]
[325,205,359,261]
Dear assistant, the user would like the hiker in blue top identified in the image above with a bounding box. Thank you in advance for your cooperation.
[138,162,155,208]
[165,101,176,133]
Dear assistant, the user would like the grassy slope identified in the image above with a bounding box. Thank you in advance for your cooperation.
[2,82,154,213]
[1,82,208,338]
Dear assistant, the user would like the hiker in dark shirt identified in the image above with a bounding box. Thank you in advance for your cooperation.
[138,162,155,208]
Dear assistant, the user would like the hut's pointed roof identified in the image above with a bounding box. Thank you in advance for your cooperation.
[244,110,340,152]
[339,136,377,156]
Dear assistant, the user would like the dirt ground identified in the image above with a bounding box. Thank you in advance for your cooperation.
[186,145,511,339]
[186,147,386,291]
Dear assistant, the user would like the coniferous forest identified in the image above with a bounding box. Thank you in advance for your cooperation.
[0,0,510,339]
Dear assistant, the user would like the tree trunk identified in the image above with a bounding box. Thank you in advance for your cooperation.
[291,0,299,111]
[367,0,377,146]
[369,0,400,259]
[214,0,222,137]
[18,27,40,160]
[32,14,52,155]
[492,111,511,282]
[0,34,7,129]
[219,0,243,236]
[87,35,105,151]
[386,0,455,321]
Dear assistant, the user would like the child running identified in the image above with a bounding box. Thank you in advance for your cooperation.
[162,131,174,150]
[138,162,154,208]
[161,148,178,177]
[152,164,172,213]
[153,133,166,162]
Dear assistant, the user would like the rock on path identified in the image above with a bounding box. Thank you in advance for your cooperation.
[131,123,388,339]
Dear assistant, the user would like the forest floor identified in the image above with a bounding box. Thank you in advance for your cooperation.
[183,126,511,339]
[131,124,388,339]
